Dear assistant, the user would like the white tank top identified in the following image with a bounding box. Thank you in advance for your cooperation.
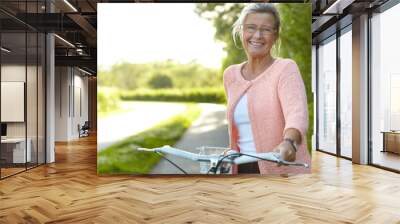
[233,94,257,154]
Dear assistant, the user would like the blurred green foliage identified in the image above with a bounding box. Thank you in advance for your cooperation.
[120,88,226,104]
[195,4,247,74]
[148,73,174,89]
[97,87,120,114]
[98,61,222,90]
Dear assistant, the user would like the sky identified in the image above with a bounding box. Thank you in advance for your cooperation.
[98,3,226,70]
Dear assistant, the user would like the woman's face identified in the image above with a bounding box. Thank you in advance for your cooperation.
[241,13,277,59]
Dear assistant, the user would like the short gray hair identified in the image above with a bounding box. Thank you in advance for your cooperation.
[232,3,280,47]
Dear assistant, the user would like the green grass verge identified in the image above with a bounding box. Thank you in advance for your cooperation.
[120,88,226,104]
[97,104,201,174]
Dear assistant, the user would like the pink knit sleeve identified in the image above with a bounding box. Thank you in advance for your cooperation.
[277,60,309,137]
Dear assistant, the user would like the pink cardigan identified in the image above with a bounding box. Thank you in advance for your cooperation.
[223,58,311,175]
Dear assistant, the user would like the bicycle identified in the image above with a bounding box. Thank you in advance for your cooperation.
[138,145,309,174]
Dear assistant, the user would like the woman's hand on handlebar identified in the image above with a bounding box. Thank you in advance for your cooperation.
[273,141,296,162]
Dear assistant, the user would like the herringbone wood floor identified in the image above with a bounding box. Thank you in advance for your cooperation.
[1,134,400,223]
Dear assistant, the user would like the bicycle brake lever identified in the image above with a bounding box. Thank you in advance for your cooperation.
[137,147,155,152]
[137,145,171,152]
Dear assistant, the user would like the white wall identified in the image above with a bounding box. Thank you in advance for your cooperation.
[72,69,88,135]
[55,67,89,141]
[55,66,70,141]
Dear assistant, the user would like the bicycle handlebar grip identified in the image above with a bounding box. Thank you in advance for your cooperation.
[278,160,309,168]
[137,147,155,152]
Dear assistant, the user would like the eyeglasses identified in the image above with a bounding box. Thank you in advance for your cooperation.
[242,24,276,36]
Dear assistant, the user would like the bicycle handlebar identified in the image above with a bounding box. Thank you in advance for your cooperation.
[138,145,308,168]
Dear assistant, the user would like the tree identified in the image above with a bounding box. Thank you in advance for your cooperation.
[148,73,174,89]
[195,3,247,73]
[277,3,312,102]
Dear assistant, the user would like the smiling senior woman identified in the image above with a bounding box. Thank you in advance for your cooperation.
[223,3,311,174]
